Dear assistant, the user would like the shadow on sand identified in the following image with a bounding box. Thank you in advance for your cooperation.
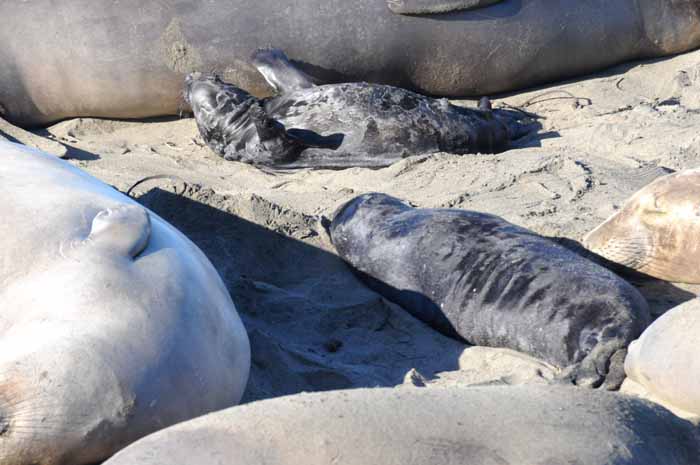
[134,186,466,403]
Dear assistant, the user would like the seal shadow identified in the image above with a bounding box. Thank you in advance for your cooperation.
[46,140,101,161]
[134,187,466,403]
[287,128,344,150]
[553,237,698,318]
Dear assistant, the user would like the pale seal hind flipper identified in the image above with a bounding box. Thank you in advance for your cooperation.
[251,48,316,94]
[87,205,151,258]
[387,0,503,15]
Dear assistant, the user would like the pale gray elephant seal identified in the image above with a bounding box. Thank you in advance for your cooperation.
[623,298,700,420]
[2,0,700,127]
[0,141,250,465]
[329,193,651,389]
[584,169,700,284]
[185,49,534,169]
[103,386,700,465]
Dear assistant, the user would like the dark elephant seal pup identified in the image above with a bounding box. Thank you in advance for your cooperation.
[184,49,534,169]
[104,386,700,465]
[0,142,250,465]
[330,193,651,389]
[584,169,700,283]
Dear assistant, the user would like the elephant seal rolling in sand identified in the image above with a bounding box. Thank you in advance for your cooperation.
[2,0,700,126]
[329,193,651,389]
[584,169,700,284]
[0,141,250,465]
[185,49,534,169]
[623,298,700,420]
[103,386,700,465]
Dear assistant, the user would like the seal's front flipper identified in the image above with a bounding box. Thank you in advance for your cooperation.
[224,101,306,166]
[387,0,503,15]
[88,205,151,258]
[251,48,316,94]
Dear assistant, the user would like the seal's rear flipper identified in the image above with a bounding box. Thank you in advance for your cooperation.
[553,345,629,391]
[387,0,503,15]
[251,48,316,94]
[88,205,151,259]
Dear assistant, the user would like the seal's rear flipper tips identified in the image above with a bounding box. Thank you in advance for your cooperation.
[251,48,316,94]
[553,345,630,391]
[387,0,503,15]
[88,205,151,258]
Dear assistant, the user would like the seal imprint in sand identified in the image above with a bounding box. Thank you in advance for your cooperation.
[0,141,250,465]
[329,193,651,388]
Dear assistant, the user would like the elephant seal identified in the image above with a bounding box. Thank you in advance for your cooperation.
[185,49,534,169]
[583,169,700,283]
[623,298,700,420]
[329,193,651,389]
[103,386,700,465]
[2,0,700,127]
[0,141,250,465]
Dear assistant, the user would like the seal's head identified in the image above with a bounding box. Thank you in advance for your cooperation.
[583,169,700,283]
[0,333,136,465]
[184,73,252,115]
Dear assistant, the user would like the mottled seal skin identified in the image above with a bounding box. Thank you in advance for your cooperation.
[3,0,700,127]
[624,298,700,420]
[330,193,651,389]
[103,386,700,465]
[0,141,250,465]
[584,169,700,284]
[185,49,533,169]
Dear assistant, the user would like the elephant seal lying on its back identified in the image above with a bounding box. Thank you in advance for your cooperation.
[104,386,700,465]
[2,0,700,126]
[329,193,651,389]
[185,49,534,169]
[0,141,250,465]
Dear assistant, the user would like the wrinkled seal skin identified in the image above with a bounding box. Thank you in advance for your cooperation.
[624,298,700,420]
[584,169,700,284]
[185,49,532,169]
[0,141,250,465]
[104,386,700,465]
[330,193,651,389]
[2,0,700,127]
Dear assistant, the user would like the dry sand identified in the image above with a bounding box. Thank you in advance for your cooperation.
[15,49,700,403]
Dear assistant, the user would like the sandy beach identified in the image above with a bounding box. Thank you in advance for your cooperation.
[19,49,700,404]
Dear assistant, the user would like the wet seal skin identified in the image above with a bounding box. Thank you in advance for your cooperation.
[329,193,651,389]
[0,141,250,465]
[185,48,536,169]
[105,386,700,465]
